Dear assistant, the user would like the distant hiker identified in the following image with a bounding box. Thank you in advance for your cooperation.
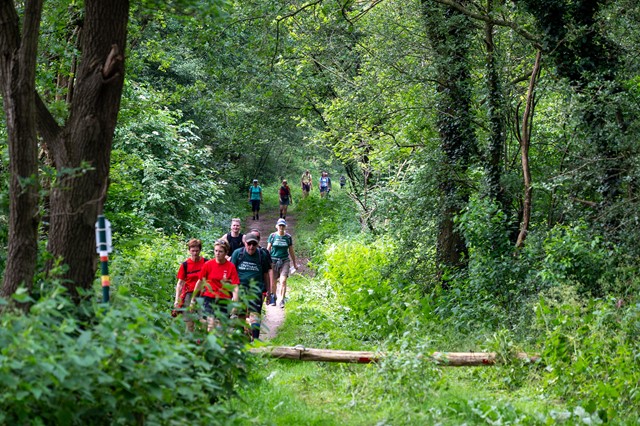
[339,175,346,189]
[173,238,207,332]
[279,180,292,219]
[248,179,263,220]
[220,218,244,260]
[190,239,239,332]
[319,171,332,198]
[231,232,271,341]
[267,218,298,308]
[301,170,312,198]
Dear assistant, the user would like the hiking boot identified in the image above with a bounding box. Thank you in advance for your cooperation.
[256,214,259,220]
[278,299,285,308]
[252,216,256,220]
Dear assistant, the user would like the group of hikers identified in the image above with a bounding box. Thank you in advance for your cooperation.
[249,171,346,221]
[172,171,346,341]
[301,169,345,198]
[173,217,297,341]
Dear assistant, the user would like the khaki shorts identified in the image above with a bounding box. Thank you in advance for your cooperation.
[272,258,291,278]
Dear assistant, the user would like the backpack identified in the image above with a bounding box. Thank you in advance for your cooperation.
[238,247,262,265]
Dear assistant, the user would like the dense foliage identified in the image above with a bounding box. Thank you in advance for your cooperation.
[2,0,640,423]
[0,287,251,425]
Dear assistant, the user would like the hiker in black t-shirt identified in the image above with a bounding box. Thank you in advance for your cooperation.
[220,218,244,260]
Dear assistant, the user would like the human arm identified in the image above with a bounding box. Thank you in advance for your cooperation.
[189,279,203,309]
[174,279,186,307]
[288,245,297,270]
[230,265,240,303]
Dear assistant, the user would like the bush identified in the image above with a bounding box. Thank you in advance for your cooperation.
[318,237,404,339]
[536,296,640,423]
[0,286,251,425]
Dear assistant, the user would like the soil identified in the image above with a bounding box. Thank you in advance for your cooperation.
[246,208,310,341]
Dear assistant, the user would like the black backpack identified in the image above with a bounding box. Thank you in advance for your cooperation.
[182,258,208,278]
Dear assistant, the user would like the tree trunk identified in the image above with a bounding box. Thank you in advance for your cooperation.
[0,1,44,302]
[43,0,129,301]
[515,50,541,248]
[422,0,477,276]
[484,0,506,206]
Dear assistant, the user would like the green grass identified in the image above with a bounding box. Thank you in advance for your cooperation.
[224,274,582,425]
[222,186,639,425]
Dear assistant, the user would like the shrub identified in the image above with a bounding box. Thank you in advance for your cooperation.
[536,296,640,423]
[0,286,251,425]
[318,237,399,339]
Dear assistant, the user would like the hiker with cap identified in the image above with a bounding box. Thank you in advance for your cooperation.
[220,218,244,261]
[173,238,207,332]
[267,218,298,308]
[248,179,263,220]
[230,231,271,341]
[279,179,292,219]
[301,170,312,198]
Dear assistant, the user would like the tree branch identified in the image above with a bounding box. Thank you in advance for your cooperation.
[432,0,541,48]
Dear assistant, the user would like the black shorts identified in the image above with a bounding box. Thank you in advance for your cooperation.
[302,183,310,192]
[250,200,261,211]
[248,291,264,313]
[202,296,230,317]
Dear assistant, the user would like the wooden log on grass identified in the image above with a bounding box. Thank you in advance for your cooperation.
[249,345,380,363]
[248,345,540,366]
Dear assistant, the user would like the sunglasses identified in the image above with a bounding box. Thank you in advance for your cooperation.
[247,241,258,246]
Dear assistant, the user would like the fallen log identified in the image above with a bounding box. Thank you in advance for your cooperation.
[249,345,540,366]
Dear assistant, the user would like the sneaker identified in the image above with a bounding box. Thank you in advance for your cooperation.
[269,293,276,306]
[278,299,285,308]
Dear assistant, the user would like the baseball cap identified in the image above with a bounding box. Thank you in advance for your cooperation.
[245,232,259,243]
[253,179,258,183]
[276,218,286,226]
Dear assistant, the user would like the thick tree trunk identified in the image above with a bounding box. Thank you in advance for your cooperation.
[484,0,506,206]
[0,1,44,301]
[422,1,477,276]
[43,0,129,300]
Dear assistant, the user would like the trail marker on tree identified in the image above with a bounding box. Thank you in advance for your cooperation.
[95,215,112,303]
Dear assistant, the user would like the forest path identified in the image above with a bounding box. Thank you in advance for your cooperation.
[245,207,310,341]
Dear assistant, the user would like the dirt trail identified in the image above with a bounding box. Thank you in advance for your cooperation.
[245,208,310,341]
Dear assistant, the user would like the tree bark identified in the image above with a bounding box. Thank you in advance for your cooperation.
[0,0,44,302]
[43,0,129,300]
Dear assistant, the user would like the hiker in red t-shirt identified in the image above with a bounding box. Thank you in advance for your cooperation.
[173,239,206,332]
[191,239,240,332]
[279,180,293,219]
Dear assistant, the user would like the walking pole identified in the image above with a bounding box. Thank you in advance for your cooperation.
[95,215,113,304]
